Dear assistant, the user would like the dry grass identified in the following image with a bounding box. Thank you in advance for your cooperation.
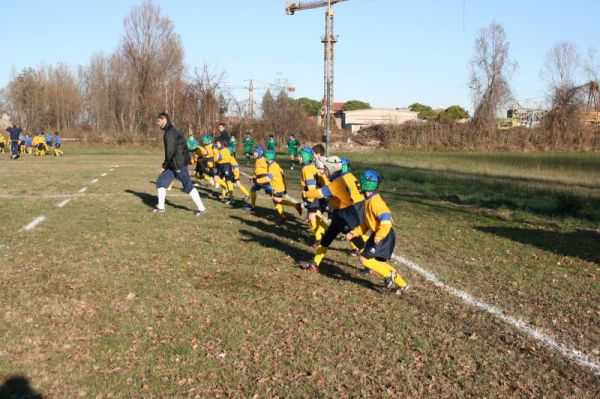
[0,148,598,397]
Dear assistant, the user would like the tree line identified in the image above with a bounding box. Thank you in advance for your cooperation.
[1,3,597,144]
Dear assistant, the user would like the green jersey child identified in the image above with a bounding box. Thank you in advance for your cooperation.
[243,132,255,165]
[266,135,277,151]
[287,134,300,170]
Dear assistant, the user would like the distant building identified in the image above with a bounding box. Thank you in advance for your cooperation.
[339,108,418,132]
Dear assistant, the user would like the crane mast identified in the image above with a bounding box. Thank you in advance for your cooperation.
[286,0,348,155]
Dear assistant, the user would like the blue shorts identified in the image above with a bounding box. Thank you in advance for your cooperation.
[156,167,194,194]
[362,229,396,261]
[321,201,365,247]
[251,183,273,195]
[217,163,233,181]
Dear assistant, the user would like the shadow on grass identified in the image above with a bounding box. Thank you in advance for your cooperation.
[347,161,600,222]
[124,189,194,211]
[476,226,600,264]
[0,376,43,399]
[236,219,381,292]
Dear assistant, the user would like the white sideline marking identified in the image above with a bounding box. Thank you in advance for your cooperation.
[101,173,107,177]
[239,168,600,375]
[79,187,88,193]
[57,199,71,208]
[91,179,99,184]
[24,216,46,231]
[109,169,114,172]
[392,254,600,375]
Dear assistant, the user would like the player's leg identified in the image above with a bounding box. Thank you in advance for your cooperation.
[154,169,175,212]
[176,167,207,214]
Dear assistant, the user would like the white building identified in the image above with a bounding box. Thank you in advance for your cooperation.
[338,108,418,132]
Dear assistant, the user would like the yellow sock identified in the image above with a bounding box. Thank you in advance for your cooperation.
[275,203,284,215]
[227,182,234,195]
[203,175,212,183]
[167,181,174,191]
[221,186,227,198]
[314,245,328,266]
[251,191,257,208]
[238,183,250,197]
[363,258,407,287]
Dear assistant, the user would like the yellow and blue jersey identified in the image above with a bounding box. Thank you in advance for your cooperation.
[300,163,319,192]
[214,146,233,165]
[267,161,286,193]
[306,172,364,210]
[352,193,394,242]
[254,156,270,185]
[231,157,241,180]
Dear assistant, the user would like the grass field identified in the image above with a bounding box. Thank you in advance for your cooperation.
[0,147,599,398]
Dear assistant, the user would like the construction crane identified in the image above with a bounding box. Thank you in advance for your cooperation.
[286,0,349,156]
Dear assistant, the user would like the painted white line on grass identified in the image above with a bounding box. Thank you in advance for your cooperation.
[24,216,46,231]
[79,187,88,193]
[101,173,107,177]
[109,169,114,172]
[239,169,600,375]
[57,199,71,208]
[91,179,99,184]
[391,254,600,375]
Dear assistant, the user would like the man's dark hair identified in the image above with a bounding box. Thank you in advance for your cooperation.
[312,144,325,155]
[218,123,225,127]
[157,112,171,123]
[269,134,274,138]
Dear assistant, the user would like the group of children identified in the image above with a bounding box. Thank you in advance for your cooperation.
[172,126,409,296]
[0,129,64,158]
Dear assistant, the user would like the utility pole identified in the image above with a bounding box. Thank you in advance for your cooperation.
[286,0,348,156]
[248,79,254,120]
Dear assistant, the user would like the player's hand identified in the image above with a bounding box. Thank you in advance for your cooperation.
[345,232,354,241]
[159,168,165,174]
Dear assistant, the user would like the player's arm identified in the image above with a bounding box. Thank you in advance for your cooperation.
[373,199,393,243]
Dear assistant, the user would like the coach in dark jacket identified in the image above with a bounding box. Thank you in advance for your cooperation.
[153,112,207,216]
[217,123,230,148]
[6,124,22,159]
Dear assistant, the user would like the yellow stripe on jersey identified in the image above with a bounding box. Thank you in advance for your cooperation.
[351,193,394,242]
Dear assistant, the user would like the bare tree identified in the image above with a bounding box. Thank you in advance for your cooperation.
[583,47,599,82]
[121,0,184,137]
[469,21,517,129]
[541,42,586,130]
[542,41,581,90]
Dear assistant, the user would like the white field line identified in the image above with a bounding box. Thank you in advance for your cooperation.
[239,169,600,375]
[91,179,99,184]
[56,199,71,208]
[79,187,88,193]
[109,169,114,172]
[23,216,46,231]
[392,254,600,375]
[101,173,107,177]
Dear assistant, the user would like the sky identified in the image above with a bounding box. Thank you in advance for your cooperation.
[2,0,599,113]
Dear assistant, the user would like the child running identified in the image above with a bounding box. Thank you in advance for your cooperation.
[263,150,302,223]
[53,132,63,156]
[298,156,366,272]
[230,155,251,201]
[298,146,329,247]
[213,139,235,204]
[242,131,254,166]
[266,134,277,151]
[345,170,409,295]
[287,134,300,170]
[0,133,5,153]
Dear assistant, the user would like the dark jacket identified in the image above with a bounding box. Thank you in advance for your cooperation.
[162,123,190,170]
[217,130,230,147]
[7,126,22,141]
